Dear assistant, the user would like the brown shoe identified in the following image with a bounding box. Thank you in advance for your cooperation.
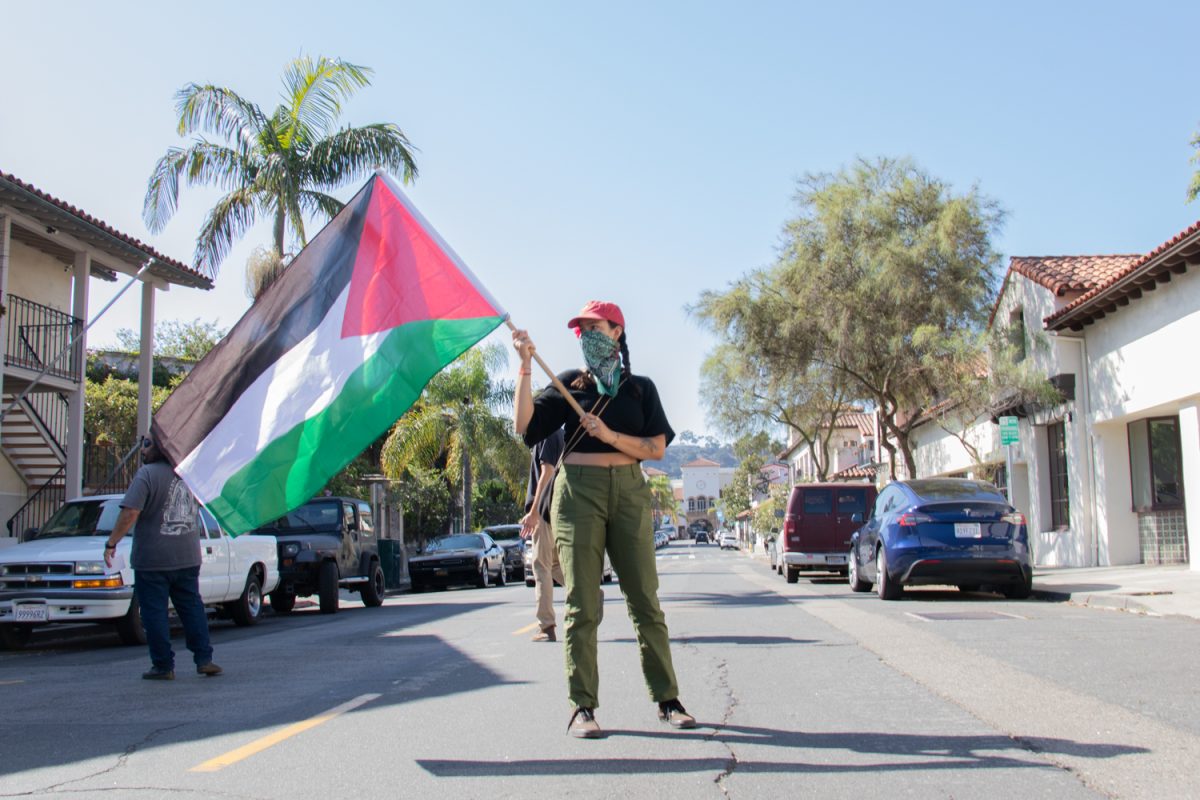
[658,699,696,729]
[196,662,223,677]
[567,707,602,738]
[532,625,556,642]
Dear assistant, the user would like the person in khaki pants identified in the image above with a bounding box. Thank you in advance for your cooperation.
[521,428,566,641]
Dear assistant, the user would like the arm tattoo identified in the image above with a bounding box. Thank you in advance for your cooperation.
[638,437,654,453]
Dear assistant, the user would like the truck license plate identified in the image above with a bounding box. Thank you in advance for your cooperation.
[13,604,48,623]
[434,569,448,577]
[826,555,846,564]
[954,523,982,538]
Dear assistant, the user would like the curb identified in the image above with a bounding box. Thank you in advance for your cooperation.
[1031,587,1155,615]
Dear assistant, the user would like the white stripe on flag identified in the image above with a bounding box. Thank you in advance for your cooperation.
[176,285,387,504]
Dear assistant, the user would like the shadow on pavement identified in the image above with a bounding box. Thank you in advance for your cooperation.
[418,724,1148,777]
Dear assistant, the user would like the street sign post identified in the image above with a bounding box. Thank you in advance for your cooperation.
[998,416,1019,500]
[999,416,1019,445]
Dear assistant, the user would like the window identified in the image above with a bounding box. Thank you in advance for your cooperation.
[1008,308,1026,362]
[1047,422,1070,528]
[357,502,375,533]
[802,489,833,515]
[836,489,867,515]
[1128,416,1184,511]
[687,498,696,512]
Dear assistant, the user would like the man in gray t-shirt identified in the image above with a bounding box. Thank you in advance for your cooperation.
[104,435,221,680]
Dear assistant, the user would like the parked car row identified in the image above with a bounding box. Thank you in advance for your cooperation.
[0,494,283,650]
[767,478,1033,601]
[654,529,671,549]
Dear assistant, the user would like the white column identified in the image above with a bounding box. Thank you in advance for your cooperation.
[1178,402,1200,571]
[0,215,10,393]
[138,281,155,438]
[65,251,90,499]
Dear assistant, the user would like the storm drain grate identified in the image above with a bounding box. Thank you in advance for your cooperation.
[904,610,1026,622]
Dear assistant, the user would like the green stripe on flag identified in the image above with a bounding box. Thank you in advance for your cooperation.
[207,316,504,534]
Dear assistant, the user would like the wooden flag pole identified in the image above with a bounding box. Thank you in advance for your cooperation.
[505,318,587,419]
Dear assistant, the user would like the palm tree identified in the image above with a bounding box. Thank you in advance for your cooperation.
[380,344,528,536]
[647,474,678,529]
[143,55,418,279]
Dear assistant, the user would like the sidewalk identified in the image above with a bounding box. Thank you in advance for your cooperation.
[746,544,1200,621]
[1032,564,1200,621]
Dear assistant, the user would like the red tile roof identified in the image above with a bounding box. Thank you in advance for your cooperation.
[830,463,876,482]
[643,467,668,477]
[0,169,212,287]
[682,457,721,468]
[1045,219,1200,330]
[1008,255,1141,296]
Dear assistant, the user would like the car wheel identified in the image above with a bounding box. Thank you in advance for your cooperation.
[1001,572,1033,600]
[957,584,981,594]
[525,577,536,588]
[785,566,799,584]
[361,562,386,607]
[477,561,490,589]
[602,570,613,584]
[228,572,263,626]
[317,561,339,614]
[115,594,146,645]
[496,562,508,587]
[876,547,902,600]
[410,581,426,594]
[848,550,872,592]
[0,624,35,650]
[270,587,296,613]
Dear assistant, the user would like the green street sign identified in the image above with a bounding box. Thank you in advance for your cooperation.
[999,415,1019,445]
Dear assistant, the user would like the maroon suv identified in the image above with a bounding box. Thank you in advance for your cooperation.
[777,483,877,583]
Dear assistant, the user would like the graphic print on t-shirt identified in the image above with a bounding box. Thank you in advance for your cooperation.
[162,477,200,537]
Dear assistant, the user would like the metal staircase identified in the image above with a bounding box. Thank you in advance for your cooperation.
[1,391,67,488]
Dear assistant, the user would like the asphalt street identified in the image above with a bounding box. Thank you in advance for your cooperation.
[1,540,1196,799]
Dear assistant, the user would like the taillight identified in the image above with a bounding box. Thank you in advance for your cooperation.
[897,512,932,527]
[1002,511,1025,526]
[783,518,795,537]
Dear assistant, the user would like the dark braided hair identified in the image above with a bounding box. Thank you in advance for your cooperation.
[570,331,642,398]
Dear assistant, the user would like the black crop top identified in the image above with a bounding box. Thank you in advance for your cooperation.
[522,369,675,457]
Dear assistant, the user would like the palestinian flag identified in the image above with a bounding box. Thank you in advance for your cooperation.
[152,173,505,535]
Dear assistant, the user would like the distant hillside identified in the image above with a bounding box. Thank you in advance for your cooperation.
[643,439,736,478]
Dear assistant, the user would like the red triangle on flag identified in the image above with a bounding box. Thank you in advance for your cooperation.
[341,180,500,339]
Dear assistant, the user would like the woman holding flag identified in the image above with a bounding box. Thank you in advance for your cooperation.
[512,300,695,739]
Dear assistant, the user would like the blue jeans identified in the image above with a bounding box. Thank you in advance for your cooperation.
[136,566,213,671]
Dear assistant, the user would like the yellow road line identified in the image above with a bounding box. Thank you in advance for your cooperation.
[189,693,381,772]
[512,622,539,636]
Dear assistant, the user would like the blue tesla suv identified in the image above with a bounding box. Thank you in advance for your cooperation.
[848,478,1033,600]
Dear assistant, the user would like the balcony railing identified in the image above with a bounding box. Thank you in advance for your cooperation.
[4,294,83,381]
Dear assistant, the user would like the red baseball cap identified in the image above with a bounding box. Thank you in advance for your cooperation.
[567,300,625,335]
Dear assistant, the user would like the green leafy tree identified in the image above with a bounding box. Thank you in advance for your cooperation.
[646,474,677,528]
[113,318,227,360]
[143,55,418,277]
[85,376,175,446]
[751,483,788,538]
[472,478,522,529]
[695,157,1005,479]
[380,344,527,534]
[700,342,856,481]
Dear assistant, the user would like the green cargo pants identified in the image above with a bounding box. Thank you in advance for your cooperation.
[552,463,680,709]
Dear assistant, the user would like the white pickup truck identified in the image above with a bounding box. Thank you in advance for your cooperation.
[0,494,279,649]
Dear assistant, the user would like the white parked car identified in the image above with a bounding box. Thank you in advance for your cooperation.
[524,542,614,587]
[718,530,739,550]
[0,494,279,649]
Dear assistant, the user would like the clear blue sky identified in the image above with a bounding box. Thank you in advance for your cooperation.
[3,1,1198,439]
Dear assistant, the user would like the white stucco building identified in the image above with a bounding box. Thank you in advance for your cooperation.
[895,221,1199,570]
[680,457,735,531]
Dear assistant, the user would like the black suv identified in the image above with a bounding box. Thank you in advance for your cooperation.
[251,497,386,614]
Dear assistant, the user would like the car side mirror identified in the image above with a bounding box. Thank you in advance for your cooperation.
[851,512,864,524]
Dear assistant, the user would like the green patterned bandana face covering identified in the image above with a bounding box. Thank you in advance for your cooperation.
[580,329,622,396]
